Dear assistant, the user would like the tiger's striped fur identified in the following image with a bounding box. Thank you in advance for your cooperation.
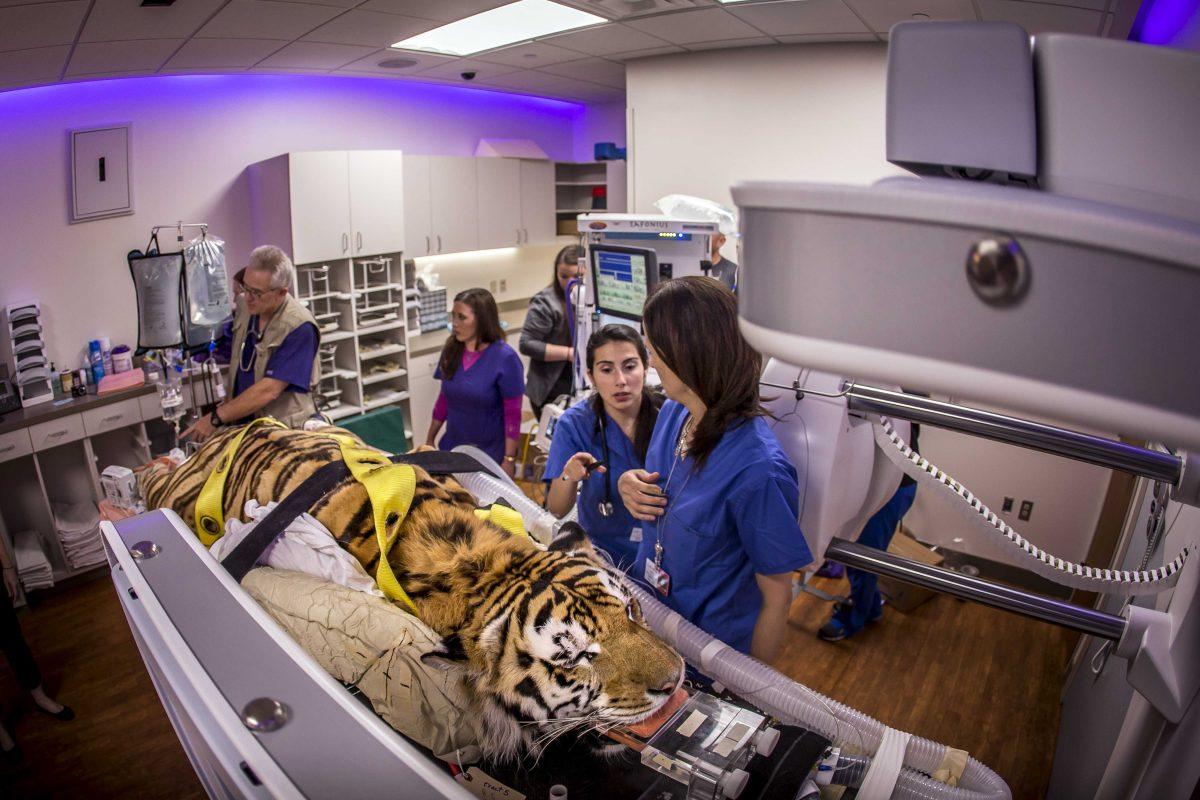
[141,424,684,757]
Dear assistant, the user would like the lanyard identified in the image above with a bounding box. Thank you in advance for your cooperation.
[653,417,695,569]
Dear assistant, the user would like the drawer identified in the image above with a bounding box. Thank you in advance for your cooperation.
[29,414,85,451]
[0,428,32,463]
[83,397,142,436]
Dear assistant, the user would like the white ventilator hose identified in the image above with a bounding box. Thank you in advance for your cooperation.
[872,417,1193,595]
[456,472,1011,800]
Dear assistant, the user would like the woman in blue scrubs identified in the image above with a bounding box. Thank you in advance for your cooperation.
[544,325,663,572]
[618,277,811,662]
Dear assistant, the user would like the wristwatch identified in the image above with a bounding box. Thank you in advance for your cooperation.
[209,410,225,428]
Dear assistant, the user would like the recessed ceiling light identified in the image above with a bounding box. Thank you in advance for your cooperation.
[392,0,605,57]
[378,57,420,69]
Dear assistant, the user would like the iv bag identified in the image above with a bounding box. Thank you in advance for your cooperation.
[129,251,185,350]
[184,234,231,328]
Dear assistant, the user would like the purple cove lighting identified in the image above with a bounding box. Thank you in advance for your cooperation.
[0,72,585,117]
[1130,0,1200,47]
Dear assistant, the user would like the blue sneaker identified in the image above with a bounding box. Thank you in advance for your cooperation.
[817,618,849,642]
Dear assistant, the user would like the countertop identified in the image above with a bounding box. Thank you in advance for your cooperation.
[0,371,215,436]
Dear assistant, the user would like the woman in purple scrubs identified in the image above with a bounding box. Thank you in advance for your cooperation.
[424,288,524,478]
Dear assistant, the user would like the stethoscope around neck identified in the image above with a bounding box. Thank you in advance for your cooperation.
[595,411,616,518]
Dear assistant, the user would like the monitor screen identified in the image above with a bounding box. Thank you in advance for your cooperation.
[591,245,657,321]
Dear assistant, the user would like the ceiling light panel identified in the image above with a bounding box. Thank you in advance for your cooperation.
[392,0,605,56]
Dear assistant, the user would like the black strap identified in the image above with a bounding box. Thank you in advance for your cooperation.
[220,450,499,583]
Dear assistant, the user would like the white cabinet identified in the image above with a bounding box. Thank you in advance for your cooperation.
[477,158,523,250]
[431,157,479,255]
[82,397,142,437]
[0,429,32,464]
[407,350,442,443]
[520,160,556,244]
[29,415,86,452]
[403,156,433,257]
[405,156,480,256]
[287,151,352,264]
[348,150,405,257]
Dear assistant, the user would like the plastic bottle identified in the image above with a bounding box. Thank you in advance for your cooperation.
[89,340,105,384]
[99,337,114,376]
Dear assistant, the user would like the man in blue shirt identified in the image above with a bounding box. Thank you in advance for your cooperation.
[183,246,319,441]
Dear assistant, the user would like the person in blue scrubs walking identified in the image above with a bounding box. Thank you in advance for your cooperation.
[618,277,812,662]
[544,324,664,573]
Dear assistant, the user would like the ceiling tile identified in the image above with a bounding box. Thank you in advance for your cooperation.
[358,0,511,21]
[165,37,286,68]
[843,0,978,34]
[607,44,686,61]
[65,38,184,75]
[479,69,605,100]
[336,47,454,73]
[538,56,624,87]
[978,0,1103,35]
[686,36,776,50]
[257,40,377,68]
[727,0,871,36]
[159,65,248,74]
[0,43,69,83]
[80,0,227,43]
[0,1,89,53]
[775,32,880,43]
[475,40,587,67]
[1032,0,1107,9]
[269,0,362,7]
[415,57,518,81]
[197,0,344,40]
[247,65,332,73]
[625,8,766,45]
[543,23,673,56]
[302,9,437,47]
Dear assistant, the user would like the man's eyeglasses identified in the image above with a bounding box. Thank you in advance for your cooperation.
[244,285,282,300]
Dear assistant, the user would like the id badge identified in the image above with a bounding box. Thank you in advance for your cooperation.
[644,559,671,597]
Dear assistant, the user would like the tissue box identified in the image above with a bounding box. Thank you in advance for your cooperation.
[100,465,140,510]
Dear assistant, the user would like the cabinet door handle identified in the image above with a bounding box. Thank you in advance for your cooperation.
[437,235,442,253]
[516,228,521,245]
[48,430,66,439]
[102,414,123,424]
[523,227,528,243]
[0,444,14,454]
[425,236,430,254]
[356,231,363,252]
[342,232,349,253]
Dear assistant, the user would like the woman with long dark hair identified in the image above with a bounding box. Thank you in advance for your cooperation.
[544,324,663,572]
[424,288,524,477]
[520,245,584,420]
[617,277,810,662]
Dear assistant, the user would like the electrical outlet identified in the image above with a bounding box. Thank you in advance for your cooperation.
[1002,497,1014,512]
[489,280,497,292]
[1019,500,1034,521]
[499,279,507,293]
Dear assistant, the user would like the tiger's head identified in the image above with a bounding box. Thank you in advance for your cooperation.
[423,523,685,758]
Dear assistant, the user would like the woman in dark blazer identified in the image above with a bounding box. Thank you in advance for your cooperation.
[520,245,583,420]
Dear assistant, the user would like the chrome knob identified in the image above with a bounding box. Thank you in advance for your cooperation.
[966,236,1030,306]
[241,698,291,732]
[129,541,161,560]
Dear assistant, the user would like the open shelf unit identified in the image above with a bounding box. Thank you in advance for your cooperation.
[295,252,417,445]
[554,161,626,234]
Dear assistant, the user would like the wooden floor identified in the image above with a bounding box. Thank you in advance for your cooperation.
[0,568,1075,799]
[0,573,205,800]
[774,576,1077,800]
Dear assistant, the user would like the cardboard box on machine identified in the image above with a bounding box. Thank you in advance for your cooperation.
[877,527,944,613]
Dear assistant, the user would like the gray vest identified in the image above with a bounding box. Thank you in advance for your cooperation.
[225,293,320,428]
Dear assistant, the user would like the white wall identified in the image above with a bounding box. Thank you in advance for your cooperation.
[626,43,903,220]
[0,74,581,372]
[625,43,1113,565]
[572,100,627,163]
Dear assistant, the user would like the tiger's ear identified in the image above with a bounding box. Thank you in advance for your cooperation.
[548,522,598,559]
[421,633,469,671]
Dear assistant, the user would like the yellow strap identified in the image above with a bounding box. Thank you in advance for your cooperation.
[475,504,527,540]
[194,418,286,546]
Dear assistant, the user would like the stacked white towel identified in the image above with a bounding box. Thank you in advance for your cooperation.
[13,529,54,591]
[53,501,106,570]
